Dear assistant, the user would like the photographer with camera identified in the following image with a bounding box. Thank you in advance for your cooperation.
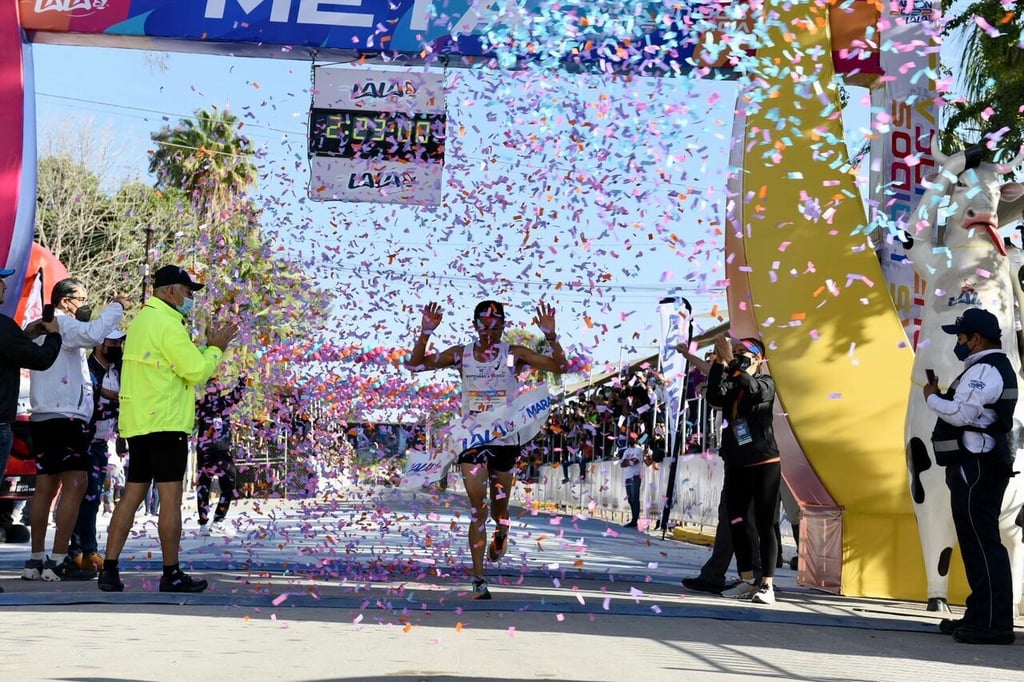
[704,334,781,605]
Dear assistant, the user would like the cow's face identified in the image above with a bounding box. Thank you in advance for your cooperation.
[941,164,1020,255]
[930,140,1024,253]
[938,166,1024,255]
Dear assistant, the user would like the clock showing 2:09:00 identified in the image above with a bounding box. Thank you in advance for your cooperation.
[308,108,446,162]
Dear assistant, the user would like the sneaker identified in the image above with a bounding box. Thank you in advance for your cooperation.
[939,618,965,635]
[487,532,508,562]
[98,567,125,592]
[159,570,208,593]
[75,552,104,572]
[681,576,727,595]
[210,520,235,537]
[471,578,491,600]
[21,558,44,580]
[43,557,97,582]
[198,523,211,537]
[721,580,759,600]
[953,624,1015,645]
[751,583,776,605]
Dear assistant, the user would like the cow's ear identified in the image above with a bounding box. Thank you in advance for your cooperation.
[1001,182,1024,203]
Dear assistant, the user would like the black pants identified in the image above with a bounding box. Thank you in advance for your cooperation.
[946,457,1014,632]
[700,490,764,585]
[196,446,237,525]
[724,460,781,580]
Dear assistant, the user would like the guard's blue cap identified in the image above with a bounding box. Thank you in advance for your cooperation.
[941,308,1001,340]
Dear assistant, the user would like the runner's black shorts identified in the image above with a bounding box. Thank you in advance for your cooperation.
[126,431,189,484]
[31,417,93,475]
[457,445,521,472]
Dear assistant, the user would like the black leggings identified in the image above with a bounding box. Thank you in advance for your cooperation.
[196,450,237,524]
[724,460,781,579]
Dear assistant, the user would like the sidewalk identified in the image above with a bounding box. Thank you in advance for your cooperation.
[1,487,1021,681]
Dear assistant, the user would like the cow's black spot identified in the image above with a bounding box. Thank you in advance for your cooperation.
[908,438,932,504]
[938,546,953,577]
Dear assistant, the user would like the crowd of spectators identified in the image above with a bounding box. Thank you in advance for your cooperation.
[519,361,717,483]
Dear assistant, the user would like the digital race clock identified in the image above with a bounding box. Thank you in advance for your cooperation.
[308,108,446,162]
[308,68,446,205]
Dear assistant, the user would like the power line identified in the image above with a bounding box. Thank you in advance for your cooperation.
[35,91,300,137]
[39,91,731,197]
[317,259,724,296]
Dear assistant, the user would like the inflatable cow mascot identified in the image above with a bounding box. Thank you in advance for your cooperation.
[904,139,1024,613]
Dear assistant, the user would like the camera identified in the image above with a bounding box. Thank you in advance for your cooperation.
[729,354,752,372]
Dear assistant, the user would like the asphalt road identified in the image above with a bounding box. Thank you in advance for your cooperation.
[0,487,1020,681]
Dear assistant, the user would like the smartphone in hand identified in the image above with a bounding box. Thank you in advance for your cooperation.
[42,304,55,322]
[925,369,937,384]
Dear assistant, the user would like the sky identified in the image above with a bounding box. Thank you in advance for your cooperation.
[28,43,751,371]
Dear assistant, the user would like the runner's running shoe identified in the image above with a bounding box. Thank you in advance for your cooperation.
[487,532,508,562]
[472,578,491,600]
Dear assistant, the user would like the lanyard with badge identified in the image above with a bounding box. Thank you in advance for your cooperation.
[731,388,753,446]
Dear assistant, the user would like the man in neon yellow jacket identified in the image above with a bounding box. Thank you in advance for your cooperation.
[99,265,238,594]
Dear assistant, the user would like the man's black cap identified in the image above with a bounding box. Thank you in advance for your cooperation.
[153,265,204,291]
[941,307,1001,340]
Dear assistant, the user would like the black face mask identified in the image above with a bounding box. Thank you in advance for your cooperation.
[104,347,123,363]
[74,305,93,322]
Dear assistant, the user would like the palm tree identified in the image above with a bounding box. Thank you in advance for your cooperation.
[940,1,1024,161]
[148,107,258,220]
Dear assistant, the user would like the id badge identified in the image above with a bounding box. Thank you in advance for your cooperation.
[733,419,753,445]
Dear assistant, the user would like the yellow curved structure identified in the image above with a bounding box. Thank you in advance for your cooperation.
[730,2,928,600]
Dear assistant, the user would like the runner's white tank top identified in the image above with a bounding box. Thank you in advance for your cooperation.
[460,343,519,446]
[461,342,517,415]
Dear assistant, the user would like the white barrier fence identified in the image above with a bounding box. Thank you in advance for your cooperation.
[511,452,724,530]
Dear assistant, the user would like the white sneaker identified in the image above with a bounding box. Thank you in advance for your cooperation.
[721,580,759,600]
[21,558,43,581]
[210,520,235,537]
[198,524,211,537]
[751,583,776,605]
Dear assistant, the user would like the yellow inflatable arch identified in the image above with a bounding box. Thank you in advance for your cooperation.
[727,2,962,601]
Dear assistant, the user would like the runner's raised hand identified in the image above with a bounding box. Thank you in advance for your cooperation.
[421,302,443,334]
[533,301,557,338]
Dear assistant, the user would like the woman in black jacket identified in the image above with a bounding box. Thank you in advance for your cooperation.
[704,334,781,605]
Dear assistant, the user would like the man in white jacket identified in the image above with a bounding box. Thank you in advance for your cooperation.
[21,278,130,582]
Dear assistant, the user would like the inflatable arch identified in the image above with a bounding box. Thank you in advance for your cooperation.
[3,1,969,601]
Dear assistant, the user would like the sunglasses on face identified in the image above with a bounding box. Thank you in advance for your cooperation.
[474,317,504,330]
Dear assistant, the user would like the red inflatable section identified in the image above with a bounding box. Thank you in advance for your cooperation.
[14,241,68,326]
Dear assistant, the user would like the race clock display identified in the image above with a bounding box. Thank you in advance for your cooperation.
[308,108,446,162]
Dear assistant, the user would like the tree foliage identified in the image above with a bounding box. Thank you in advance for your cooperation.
[940,2,1024,161]
[149,107,259,221]
[147,107,332,420]
[34,154,198,302]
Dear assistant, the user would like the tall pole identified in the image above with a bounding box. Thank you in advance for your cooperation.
[657,296,692,539]
[140,226,155,303]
